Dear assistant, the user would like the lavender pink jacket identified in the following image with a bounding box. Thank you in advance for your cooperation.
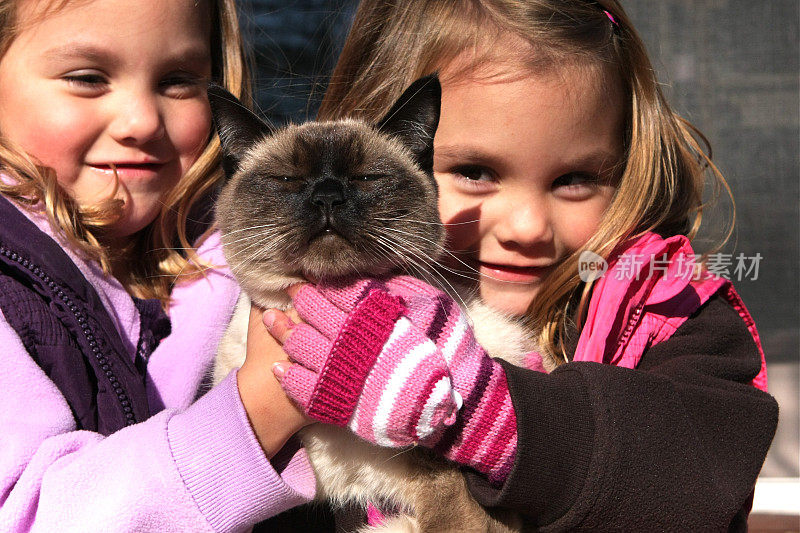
[0,200,316,532]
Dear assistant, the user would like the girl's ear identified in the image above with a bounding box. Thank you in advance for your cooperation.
[376,74,441,174]
[207,84,273,178]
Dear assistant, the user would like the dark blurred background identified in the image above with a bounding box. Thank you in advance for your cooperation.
[237,0,356,124]
[623,1,799,485]
[237,0,799,481]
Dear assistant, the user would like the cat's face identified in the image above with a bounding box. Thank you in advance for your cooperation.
[209,76,443,305]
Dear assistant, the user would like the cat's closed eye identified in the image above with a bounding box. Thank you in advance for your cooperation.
[350,174,387,181]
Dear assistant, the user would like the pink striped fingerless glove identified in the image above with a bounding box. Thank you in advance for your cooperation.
[382,277,518,485]
[281,281,461,446]
[281,277,518,485]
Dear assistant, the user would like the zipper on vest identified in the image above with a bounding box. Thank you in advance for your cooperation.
[0,245,136,426]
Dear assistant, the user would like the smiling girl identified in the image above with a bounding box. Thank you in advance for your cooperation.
[0,0,314,530]
[259,0,779,530]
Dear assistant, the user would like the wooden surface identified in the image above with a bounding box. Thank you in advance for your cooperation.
[749,513,800,532]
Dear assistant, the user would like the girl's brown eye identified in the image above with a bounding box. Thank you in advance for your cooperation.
[552,172,597,188]
[160,72,206,98]
[64,74,106,86]
[63,71,109,92]
[453,165,493,181]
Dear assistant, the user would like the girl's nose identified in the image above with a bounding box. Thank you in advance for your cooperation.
[492,196,553,248]
[108,93,166,145]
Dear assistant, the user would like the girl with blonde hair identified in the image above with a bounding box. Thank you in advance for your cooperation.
[0,0,315,529]
[261,0,778,529]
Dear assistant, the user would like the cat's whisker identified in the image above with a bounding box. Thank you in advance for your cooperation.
[219,229,276,248]
[234,239,284,270]
[366,230,473,316]
[374,216,480,227]
[381,445,418,464]
[149,246,199,252]
[147,264,220,279]
[231,237,282,262]
[368,230,486,322]
[367,227,439,269]
[220,222,282,239]
[220,234,271,250]
[369,236,417,277]
[220,227,284,248]
[223,229,283,261]
[380,226,537,286]
[374,226,483,285]
[391,245,473,314]
[361,243,394,274]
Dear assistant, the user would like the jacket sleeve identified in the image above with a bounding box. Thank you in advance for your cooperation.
[465,294,778,531]
[0,316,314,532]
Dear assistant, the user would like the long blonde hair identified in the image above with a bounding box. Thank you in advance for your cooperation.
[319,0,733,361]
[0,0,251,304]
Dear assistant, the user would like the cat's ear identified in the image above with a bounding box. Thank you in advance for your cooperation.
[207,84,273,177]
[376,74,441,173]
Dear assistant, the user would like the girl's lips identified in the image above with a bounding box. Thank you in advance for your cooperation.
[478,261,554,283]
[89,163,165,179]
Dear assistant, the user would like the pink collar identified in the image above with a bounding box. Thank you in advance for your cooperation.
[574,232,725,369]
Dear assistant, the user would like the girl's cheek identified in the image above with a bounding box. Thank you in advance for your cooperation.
[444,224,474,254]
[436,183,481,252]
[554,198,609,251]
[172,100,213,163]
[16,105,99,184]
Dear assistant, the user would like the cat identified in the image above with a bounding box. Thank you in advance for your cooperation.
[208,75,549,532]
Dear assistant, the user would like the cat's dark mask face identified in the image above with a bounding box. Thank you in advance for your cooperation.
[208,76,444,300]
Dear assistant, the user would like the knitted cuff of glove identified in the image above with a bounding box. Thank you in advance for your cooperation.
[431,358,518,486]
[306,289,406,425]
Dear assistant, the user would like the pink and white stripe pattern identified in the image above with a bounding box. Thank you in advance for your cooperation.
[412,293,518,484]
[347,316,459,446]
[281,277,518,485]
[283,286,460,446]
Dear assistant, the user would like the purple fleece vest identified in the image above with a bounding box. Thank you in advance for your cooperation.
[0,195,170,435]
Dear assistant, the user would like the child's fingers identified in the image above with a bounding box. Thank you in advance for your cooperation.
[291,284,349,338]
[271,361,292,382]
[316,278,386,310]
[280,363,318,409]
[284,307,303,324]
[286,282,307,299]
[384,275,443,298]
[283,323,332,373]
[262,309,295,345]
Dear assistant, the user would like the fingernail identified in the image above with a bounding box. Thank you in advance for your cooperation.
[263,310,276,329]
[272,361,288,381]
[287,282,305,298]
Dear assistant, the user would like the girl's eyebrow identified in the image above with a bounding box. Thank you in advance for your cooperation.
[569,150,621,170]
[435,145,620,170]
[43,43,114,63]
[42,43,211,69]
[435,145,501,165]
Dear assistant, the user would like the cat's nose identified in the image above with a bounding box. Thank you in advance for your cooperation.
[311,179,346,211]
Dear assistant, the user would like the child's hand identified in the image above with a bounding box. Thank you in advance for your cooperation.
[265,276,518,485]
[266,279,461,446]
[236,305,313,458]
